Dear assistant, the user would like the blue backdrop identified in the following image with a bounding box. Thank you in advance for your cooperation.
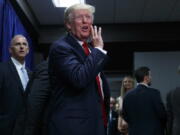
[0,0,34,69]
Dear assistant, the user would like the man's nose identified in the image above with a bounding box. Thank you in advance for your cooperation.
[82,16,89,22]
[20,44,25,48]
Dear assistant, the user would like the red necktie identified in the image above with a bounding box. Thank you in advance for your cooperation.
[82,42,107,127]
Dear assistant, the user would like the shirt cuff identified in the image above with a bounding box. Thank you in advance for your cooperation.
[95,47,107,54]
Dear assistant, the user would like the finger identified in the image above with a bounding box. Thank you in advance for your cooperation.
[98,27,102,37]
[94,25,97,37]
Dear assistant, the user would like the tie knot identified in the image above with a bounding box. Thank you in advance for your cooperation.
[82,42,90,55]
[82,42,88,47]
[21,67,24,70]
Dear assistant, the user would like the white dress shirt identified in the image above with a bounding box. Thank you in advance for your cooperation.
[11,57,29,90]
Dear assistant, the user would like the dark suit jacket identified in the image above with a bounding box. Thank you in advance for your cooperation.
[24,61,50,135]
[48,33,110,135]
[0,59,31,135]
[107,110,118,135]
[166,87,180,135]
[122,84,166,135]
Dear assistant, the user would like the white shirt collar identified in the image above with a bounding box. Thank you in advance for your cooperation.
[69,33,88,47]
[137,82,149,87]
[77,40,84,47]
[11,57,25,70]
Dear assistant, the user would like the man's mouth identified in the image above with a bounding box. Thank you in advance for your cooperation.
[19,51,25,53]
[81,26,89,32]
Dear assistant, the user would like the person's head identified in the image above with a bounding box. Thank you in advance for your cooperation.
[9,35,29,64]
[134,66,152,86]
[120,76,135,97]
[64,3,95,41]
[110,97,116,110]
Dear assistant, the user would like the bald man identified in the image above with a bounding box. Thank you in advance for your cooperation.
[0,35,31,135]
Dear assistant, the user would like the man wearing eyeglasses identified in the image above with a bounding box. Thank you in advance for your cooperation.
[47,3,110,135]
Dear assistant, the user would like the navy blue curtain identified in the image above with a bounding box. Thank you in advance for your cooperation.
[0,0,34,69]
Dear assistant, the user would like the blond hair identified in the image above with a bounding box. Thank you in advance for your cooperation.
[120,76,135,97]
[64,3,95,23]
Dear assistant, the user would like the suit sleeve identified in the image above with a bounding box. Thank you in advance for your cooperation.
[121,96,128,123]
[49,43,108,89]
[24,61,50,135]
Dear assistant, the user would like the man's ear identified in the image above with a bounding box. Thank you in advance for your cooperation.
[26,47,30,54]
[144,75,149,82]
[9,47,12,54]
[65,22,71,30]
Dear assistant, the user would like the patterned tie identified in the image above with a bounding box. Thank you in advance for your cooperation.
[82,42,107,127]
[21,67,29,90]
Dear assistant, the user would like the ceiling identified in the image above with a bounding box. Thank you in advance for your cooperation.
[23,0,180,26]
[13,0,180,72]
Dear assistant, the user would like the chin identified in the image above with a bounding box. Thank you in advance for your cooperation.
[82,31,90,36]
[81,35,90,40]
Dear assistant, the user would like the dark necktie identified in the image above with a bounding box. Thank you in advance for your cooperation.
[82,42,107,127]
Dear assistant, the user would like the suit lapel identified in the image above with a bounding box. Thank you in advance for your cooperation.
[26,67,32,79]
[8,60,25,93]
[65,34,88,59]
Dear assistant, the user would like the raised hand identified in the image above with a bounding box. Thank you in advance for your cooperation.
[90,25,104,49]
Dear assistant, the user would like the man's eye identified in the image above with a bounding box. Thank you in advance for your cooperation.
[23,43,27,46]
[15,43,21,46]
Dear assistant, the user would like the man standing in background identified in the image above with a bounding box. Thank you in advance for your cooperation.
[122,66,166,135]
[108,97,119,135]
[166,87,180,135]
[166,66,180,135]
[0,35,31,135]
[48,3,110,135]
[24,60,50,135]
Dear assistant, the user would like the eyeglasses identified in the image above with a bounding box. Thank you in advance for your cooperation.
[73,15,93,22]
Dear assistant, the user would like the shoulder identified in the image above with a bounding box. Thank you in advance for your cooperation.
[50,36,74,55]
[137,84,160,94]
[35,61,48,70]
[0,61,11,70]
[148,87,160,93]
[123,88,136,99]
[142,87,161,97]
[51,36,70,48]
[0,61,12,79]
[32,61,48,77]
[168,87,180,99]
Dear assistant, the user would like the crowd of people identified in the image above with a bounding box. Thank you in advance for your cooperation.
[0,3,179,135]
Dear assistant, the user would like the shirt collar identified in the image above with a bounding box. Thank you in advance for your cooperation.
[137,82,149,87]
[69,32,89,47]
[77,40,84,46]
[11,57,25,70]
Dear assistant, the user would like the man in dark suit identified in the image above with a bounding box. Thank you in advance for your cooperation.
[48,3,110,135]
[122,66,166,135]
[166,87,180,135]
[107,97,119,135]
[0,35,31,135]
[24,60,50,135]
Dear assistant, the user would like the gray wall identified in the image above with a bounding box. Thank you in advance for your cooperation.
[134,51,180,103]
